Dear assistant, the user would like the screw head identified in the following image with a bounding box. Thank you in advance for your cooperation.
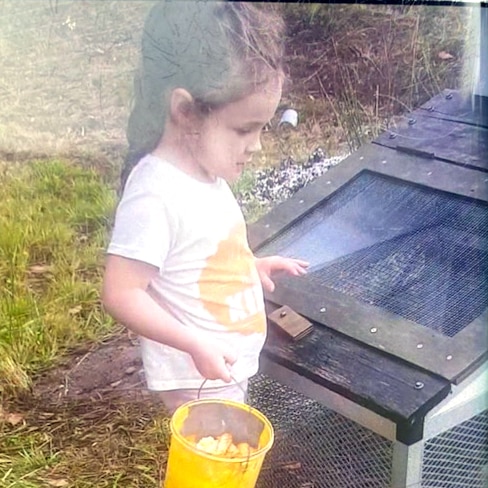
[389,133,397,139]
[415,381,424,390]
[446,355,453,361]
[319,307,327,313]
[445,93,453,100]
[417,343,423,349]
[408,118,416,126]
[280,310,287,318]
[370,327,378,333]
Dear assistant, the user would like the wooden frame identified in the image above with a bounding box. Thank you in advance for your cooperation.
[250,94,488,384]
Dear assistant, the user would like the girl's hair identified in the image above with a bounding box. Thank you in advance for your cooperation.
[120,0,286,190]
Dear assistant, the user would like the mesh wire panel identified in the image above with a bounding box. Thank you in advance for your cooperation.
[257,171,488,338]
[422,410,488,488]
[249,374,393,488]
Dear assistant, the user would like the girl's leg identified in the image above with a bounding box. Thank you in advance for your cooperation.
[154,379,248,416]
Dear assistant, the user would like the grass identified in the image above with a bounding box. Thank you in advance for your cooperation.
[1,394,171,487]
[0,160,116,394]
[280,3,469,151]
[0,2,473,487]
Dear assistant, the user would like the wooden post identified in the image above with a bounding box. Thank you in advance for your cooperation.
[476,7,487,97]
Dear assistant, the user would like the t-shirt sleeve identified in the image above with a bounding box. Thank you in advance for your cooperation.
[107,181,173,270]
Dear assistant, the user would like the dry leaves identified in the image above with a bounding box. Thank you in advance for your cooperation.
[68,305,83,316]
[0,406,25,426]
[47,479,69,487]
[438,51,454,60]
[28,264,53,274]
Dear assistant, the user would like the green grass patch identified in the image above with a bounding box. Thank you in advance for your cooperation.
[0,159,116,394]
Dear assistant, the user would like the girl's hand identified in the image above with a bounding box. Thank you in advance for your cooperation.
[255,256,309,293]
[188,335,237,383]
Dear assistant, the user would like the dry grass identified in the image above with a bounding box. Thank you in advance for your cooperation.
[0,2,469,164]
[1,393,171,487]
[0,0,150,160]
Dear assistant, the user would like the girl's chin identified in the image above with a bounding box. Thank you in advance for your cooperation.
[235,166,245,178]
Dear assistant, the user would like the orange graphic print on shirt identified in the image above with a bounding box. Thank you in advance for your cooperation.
[198,222,266,335]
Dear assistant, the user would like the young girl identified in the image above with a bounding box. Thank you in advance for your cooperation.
[102,0,308,414]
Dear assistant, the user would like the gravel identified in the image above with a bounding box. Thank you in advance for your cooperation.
[236,147,347,216]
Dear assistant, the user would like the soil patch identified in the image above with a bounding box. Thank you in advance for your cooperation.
[33,332,146,403]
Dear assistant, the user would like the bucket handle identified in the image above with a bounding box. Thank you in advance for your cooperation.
[196,375,253,471]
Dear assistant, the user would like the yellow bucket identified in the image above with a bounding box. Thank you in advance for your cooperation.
[163,398,274,488]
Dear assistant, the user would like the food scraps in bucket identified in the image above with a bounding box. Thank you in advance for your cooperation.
[187,433,257,458]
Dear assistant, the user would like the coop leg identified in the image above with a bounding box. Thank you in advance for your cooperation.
[390,441,424,488]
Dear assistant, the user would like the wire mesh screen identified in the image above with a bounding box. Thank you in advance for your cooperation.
[257,171,488,337]
[249,374,393,488]
[422,410,488,487]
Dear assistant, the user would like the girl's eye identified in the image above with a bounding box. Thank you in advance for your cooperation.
[235,128,252,135]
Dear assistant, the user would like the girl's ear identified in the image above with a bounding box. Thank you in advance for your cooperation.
[169,88,199,130]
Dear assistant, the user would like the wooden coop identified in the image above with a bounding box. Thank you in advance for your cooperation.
[248,6,488,488]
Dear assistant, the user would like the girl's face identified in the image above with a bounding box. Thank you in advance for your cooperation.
[190,77,282,183]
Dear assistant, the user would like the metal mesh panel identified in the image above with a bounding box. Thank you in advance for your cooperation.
[422,410,488,488]
[249,374,393,488]
[257,171,488,337]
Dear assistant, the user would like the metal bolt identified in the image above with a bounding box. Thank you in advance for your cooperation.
[381,160,387,164]
[445,93,453,100]
[427,171,432,176]
[319,307,327,313]
[408,118,416,126]
[265,224,270,228]
[359,156,364,160]
[370,327,378,333]
[415,381,424,390]
[427,105,435,112]
[417,343,423,349]
[446,355,453,361]
[280,310,287,318]
[389,133,397,139]
[326,181,331,185]
[299,199,304,204]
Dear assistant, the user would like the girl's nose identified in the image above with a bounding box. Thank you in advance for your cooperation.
[247,135,262,154]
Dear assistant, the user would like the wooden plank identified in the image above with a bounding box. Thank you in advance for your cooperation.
[374,112,488,171]
[417,89,488,128]
[265,277,488,384]
[268,305,314,341]
[250,143,488,384]
[262,302,451,425]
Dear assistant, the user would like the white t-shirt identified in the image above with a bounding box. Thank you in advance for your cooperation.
[107,155,266,390]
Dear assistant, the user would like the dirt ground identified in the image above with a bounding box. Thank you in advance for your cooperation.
[33,332,148,403]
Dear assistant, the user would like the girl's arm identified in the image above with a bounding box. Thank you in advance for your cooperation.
[101,254,236,382]
[255,256,309,292]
